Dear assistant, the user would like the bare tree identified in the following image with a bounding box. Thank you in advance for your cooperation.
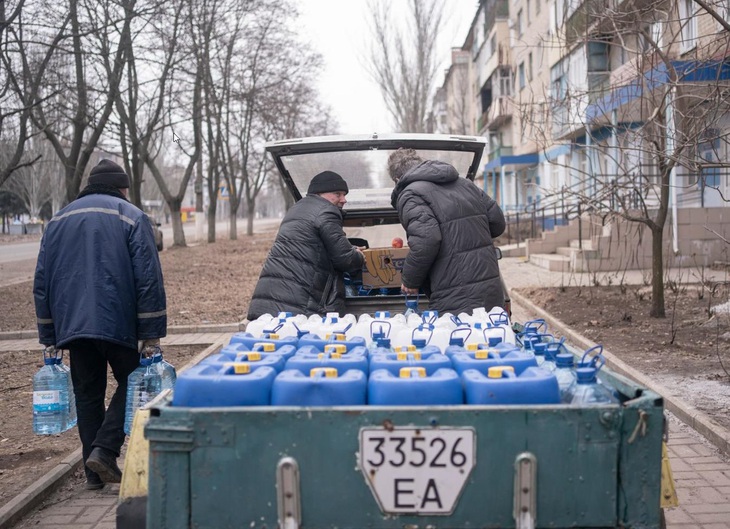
[367,0,445,132]
[524,0,730,317]
[2,138,59,218]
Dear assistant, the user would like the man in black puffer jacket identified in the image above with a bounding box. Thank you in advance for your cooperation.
[247,171,364,320]
[388,148,506,314]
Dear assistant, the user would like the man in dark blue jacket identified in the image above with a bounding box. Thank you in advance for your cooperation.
[33,159,166,490]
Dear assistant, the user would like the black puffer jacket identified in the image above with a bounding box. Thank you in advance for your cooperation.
[391,160,506,314]
[247,194,364,319]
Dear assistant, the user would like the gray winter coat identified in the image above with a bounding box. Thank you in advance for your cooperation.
[391,160,506,314]
[247,194,364,320]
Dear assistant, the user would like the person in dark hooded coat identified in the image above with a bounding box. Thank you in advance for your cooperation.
[388,148,506,314]
[247,171,364,320]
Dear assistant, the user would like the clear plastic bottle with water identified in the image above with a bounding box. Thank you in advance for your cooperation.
[124,354,162,435]
[569,367,619,405]
[54,351,77,430]
[33,347,70,435]
[147,345,177,391]
[553,353,577,403]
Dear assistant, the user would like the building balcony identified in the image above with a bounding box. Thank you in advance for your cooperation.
[488,146,513,162]
[485,96,513,130]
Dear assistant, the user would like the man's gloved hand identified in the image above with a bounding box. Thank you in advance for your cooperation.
[141,338,160,349]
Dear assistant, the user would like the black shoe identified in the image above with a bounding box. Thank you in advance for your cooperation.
[86,447,122,484]
[85,472,105,490]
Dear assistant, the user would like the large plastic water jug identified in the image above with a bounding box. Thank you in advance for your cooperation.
[392,323,451,353]
[569,367,620,405]
[271,368,367,406]
[229,332,299,351]
[306,312,357,338]
[368,367,463,405]
[285,349,369,375]
[219,342,298,360]
[464,322,511,347]
[554,353,578,402]
[347,312,407,346]
[451,349,538,376]
[462,366,560,405]
[173,364,277,407]
[53,350,76,430]
[297,333,366,352]
[369,351,452,376]
[125,354,162,434]
[147,346,177,391]
[445,341,519,358]
[200,351,287,373]
[33,347,71,435]
[245,312,310,339]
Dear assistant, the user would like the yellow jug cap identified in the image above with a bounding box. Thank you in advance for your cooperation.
[397,352,421,361]
[310,367,338,378]
[229,363,251,374]
[325,344,347,354]
[399,367,426,378]
[475,351,489,359]
[325,333,347,341]
[244,352,261,361]
[253,343,276,352]
[466,343,478,351]
[268,333,279,339]
[395,345,416,352]
[487,366,515,378]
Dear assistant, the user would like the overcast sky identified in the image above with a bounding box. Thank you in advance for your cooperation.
[297,0,478,135]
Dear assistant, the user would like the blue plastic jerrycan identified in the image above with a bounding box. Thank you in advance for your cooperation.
[219,341,297,360]
[369,350,452,376]
[285,348,369,375]
[229,331,299,350]
[368,367,463,405]
[462,366,560,405]
[445,340,519,358]
[173,363,277,407]
[271,368,367,406]
[450,348,538,376]
[297,332,367,353]
[200,350,286,373]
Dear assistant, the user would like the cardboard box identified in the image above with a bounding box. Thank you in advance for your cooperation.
[361,247,409,288]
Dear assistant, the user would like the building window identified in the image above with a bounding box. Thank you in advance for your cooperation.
[518,62,526,90]
[679,0,697,52]
[517,9,523,37]
[528,53,533,81]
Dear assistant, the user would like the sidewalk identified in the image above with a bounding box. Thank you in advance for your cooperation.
[3,257,730,528]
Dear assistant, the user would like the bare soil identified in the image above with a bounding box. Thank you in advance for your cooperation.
[1,229,729,505]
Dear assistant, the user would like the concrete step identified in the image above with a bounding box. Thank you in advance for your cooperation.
[497,243,527,258]
[568,239,596,250]
[556,246,576,257]
[528,253,571,272]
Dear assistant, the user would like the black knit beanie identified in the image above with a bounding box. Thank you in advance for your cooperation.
[88,159,130,189]
[307,171,349,195]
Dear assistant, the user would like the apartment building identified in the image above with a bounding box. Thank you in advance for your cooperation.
[442,0,730,268]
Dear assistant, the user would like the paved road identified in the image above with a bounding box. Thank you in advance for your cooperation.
[0,242,40,264]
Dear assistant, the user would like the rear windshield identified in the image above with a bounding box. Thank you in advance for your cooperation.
[281,149,477,210]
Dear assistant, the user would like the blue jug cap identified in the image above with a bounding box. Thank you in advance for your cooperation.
[43,357,56,366]
[139,357,154,367]
[555,353,574,368]
[449,336,464,346]
[376,337,391,348]
[533,342,547,355]
[152,354,162,363]
[412,338,427,348]
[575,367,597,383]
[375,311,391,318]
[488,336,502,346]
[405,300,418,309]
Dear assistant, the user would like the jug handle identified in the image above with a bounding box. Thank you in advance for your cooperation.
[545,337,566,361]
[482,325,507,343]
[450,326,472,343]
[488,310,510,325]
[580,344,604,368]
[520,318,547,336]
[412,324,434,344]
[370,320,392,338]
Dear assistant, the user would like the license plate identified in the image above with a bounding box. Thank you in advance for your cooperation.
[359,426,476,515]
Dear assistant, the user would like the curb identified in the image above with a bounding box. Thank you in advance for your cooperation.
[0,339,226,529]
[0,447,83,529]
[0,321,247,342]
[512,289,730,456]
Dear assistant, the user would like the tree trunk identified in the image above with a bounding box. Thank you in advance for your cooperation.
[650,224,665,318]
[229,213,238,240]
[246,201,255,236]
[207,201,217,243]
[169,202,186,247]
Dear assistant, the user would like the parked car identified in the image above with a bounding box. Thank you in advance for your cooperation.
[265,133,509,315]
[147,214,163,251]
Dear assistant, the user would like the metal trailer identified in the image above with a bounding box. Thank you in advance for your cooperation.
[144,347,664,529]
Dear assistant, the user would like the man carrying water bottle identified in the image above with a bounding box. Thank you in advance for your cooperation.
[33,159,167,490]
[388,148,507,315]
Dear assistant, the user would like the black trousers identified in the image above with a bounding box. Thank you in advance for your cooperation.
[68,339,138,478]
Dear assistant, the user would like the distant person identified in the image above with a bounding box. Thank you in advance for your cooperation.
[388,148,506,314]
[33,159,166,490]
[247,171,364,319]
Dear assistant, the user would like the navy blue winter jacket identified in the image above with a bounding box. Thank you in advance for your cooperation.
[33,190,167,349]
